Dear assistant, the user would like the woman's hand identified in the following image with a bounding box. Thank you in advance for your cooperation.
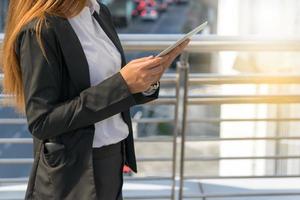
[119,38,190,94]
[154,38,191,81]
[120,55,169,93]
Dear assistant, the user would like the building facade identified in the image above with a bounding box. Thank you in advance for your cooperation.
[0,0,9,33]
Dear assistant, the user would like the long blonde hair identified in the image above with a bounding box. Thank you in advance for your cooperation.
[1,0,87,114]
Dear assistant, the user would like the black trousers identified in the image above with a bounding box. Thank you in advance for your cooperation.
[92,140,124,200]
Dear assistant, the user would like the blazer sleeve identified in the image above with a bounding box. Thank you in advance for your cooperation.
[16,26,137,141]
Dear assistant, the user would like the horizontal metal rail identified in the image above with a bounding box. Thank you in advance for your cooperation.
[136,156,300,162]
[188,74,300,84]
[0,96,178,106]
[3,156,300,165]
[184,136,300,141]
[0,117,300,126]
[132,118,175,123]
[124,193,300,200]
[187,95,300,104]
[0,177,29,183]
[0,137,182,144]
[183,192,300,199]
[2,175,300,184]
[0,118,27,124]
[0,138,33,144]
[2,176,300,183]
[119,35,300,52]
[187,117,300,122]
[184,175,300,179]
[2,35,300,53]
[184,156,300,161]
[0,176,174,184]
[0,74,178,107]
[0,71,177,83]
[0,158,33,164]
[5,73,300,86]
[1,136,300,145]
[121,195,171,199]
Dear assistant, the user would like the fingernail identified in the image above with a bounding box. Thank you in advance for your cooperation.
[148,55,154,58]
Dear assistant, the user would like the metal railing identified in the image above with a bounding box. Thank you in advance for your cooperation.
[1,35,300,200]
[178,74,300,199]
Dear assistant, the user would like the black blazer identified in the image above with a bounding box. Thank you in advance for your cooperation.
[15,2,160,200]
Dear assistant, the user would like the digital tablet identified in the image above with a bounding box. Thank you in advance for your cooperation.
[156,21,208,57]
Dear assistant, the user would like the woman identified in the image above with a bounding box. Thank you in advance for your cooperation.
[2,0,190,199]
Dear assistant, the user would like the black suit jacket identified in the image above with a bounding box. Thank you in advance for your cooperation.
[15,2,159,199]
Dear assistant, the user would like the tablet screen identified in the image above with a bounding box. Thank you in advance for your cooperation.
[156,21,207,57]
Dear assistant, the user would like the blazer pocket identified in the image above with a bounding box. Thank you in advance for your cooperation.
[42,142,67,168]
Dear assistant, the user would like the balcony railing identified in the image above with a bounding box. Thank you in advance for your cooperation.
[1,34,300,199]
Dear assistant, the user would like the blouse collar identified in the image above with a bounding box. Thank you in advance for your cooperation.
[88,0,100,15]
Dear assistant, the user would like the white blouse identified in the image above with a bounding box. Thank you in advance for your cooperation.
[68,0,156,148]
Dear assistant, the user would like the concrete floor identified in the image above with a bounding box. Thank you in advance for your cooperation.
[1,178,300,200]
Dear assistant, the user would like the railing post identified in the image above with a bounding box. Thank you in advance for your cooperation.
[171,60,182,200]
[177,52,190,200]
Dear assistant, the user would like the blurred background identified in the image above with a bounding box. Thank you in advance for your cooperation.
[1,0,300,199]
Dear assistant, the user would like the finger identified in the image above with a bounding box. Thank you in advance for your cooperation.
[180,40,190,49]
[148,55,170,69]
[169,42,187,56]
[161,57,174,68]
[163,39,189,58]
[160,54,170,63]
[147,65,164,75]
[168,47,181,59]
[161,56,170,64]
[181,38,190,46]
[176,39,190,52]
[161,56,175,68]
[161,60,174,71]
[177,40,190,52]
[183,38,191,45]
[140,57,163,69]
[164,51,182,66]
[173,40,190,56]
[131,55,154,63]
[163,60,173,68]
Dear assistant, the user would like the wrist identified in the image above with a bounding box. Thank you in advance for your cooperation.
[119,71,134,93]
[142,81,160,96]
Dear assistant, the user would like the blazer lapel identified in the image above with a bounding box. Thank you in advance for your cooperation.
[49,15,91,94]
[47,5,127,95]
[92,6,127,67]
